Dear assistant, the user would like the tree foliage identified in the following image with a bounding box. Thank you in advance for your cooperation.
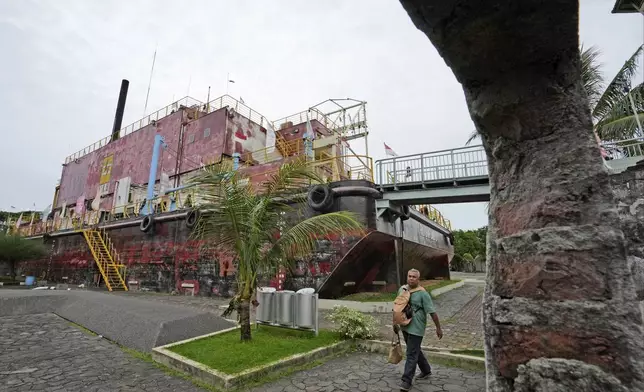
[190,158,364,341]
[451,227,487,272]
[0,233,47,280]
[0,233,47,262]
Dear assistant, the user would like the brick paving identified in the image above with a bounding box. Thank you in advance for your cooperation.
[430,292,484,350]
[1,313,486,392]
[0,313,203,392]
[249,352,485,392]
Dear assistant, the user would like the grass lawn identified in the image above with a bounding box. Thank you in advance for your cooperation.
[168,326,342,375]
[340,279,461,302]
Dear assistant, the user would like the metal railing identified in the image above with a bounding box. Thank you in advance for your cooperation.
[201,94,273,128]
[64,94,276,165]
[13,186,199,236]
[272,107,339,131]
[241,135,302,164]
[412,205,452,230]
[65,97,203,164]
[600,138,644,160]
[375,138,644,189]
[310,155,374,182]
[376,145,488,187]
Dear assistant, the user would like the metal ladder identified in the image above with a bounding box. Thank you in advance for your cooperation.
[82,229,128,291]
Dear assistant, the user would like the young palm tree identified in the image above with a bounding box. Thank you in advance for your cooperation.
[589,45,644,141]
[466,45,644,145]
[190,158,363,341]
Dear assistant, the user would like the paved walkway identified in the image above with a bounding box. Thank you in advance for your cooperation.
[0,313,202,392]
[371,284,484,349]
[430,292,484,350]
[1,312,485,391]
[122,283,485,351]
[250,352,485,392]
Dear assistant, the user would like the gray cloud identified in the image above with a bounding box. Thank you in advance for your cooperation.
[0,0,641,230]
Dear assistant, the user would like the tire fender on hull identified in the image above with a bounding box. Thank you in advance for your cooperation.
[186,209,200,229]
[400,205,411,221]
[140,215,154,233]
[307,185,335,212]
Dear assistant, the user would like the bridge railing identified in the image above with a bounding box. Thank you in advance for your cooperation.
[600,138,644,160]
[375,145,488,187]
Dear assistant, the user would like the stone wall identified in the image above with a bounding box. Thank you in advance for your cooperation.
[611,163,644,305]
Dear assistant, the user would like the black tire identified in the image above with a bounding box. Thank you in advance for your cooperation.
[140,215,154,233]
[186,209,199,228]
[400,205,411,221]
[307,185,334,212]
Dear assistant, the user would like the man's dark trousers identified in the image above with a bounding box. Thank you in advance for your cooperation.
[402,331,431,385]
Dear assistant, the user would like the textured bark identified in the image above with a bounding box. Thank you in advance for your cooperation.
[398,1,644,390]
[239,299,252,341]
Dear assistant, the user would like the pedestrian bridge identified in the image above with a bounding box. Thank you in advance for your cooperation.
[375,138,644,205]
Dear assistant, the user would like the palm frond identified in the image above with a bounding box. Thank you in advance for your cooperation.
[262,158,325,197]
[267,212,363,262]
[465,130,480,146]
[593,45,643,121]
[580,44,604,109]
[595,83,644,140]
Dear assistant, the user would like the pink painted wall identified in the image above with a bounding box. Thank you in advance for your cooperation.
[179,108,228,171]
[57,110,184,209]
[56,106,276,210]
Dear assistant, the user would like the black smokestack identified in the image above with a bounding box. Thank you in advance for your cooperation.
[110,79,129,142]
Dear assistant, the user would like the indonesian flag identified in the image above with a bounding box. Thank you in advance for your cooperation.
[384,143,397,157]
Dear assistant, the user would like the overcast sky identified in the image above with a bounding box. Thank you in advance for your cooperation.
[0,0,642,230]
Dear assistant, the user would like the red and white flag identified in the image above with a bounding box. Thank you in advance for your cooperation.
[384,143,397,157]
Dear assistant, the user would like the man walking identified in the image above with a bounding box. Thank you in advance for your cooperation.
[395,268,443,391]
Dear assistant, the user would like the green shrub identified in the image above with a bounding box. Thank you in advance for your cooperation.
[326,305,378,340]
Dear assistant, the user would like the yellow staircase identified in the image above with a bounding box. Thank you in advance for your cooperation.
[82,229,128,291]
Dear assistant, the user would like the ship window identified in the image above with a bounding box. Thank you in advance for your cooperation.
[188,134,195,144]
[204,128,211,138]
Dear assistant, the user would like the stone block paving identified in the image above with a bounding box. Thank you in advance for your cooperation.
[429,291,484,350]
[1,313,485,392]
[0,313,203,392]
[249,352,485,392]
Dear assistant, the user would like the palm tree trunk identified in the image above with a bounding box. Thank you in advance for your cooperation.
[400,1,644,391]
[239,299,252,341]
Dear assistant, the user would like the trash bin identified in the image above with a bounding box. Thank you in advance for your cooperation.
[295,290,316,329]
[25,276,36,286]
[276,290,295,326]
[256,287,276,323]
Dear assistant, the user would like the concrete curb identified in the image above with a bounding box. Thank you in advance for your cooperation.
[319,299,391,313]
[152,327,354,390]
[430,280,465,296]
[318,280,465,314]
[357,339,485,371]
